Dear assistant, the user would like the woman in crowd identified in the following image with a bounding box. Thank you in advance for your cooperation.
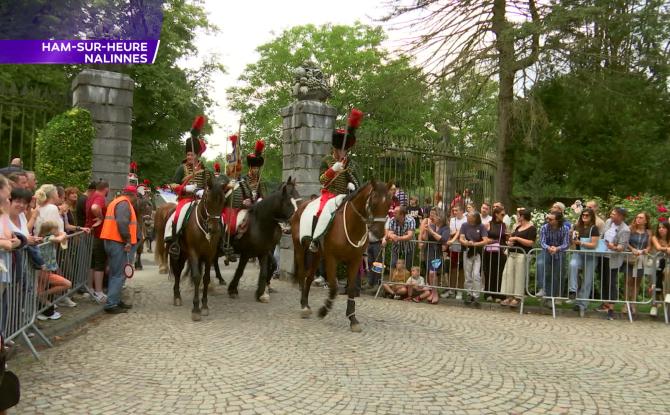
[0,176,22,338]
[482,206,507,301]
[568,207,600,316]
[538,211,570,298]
[419,207,450,304]
[624,211,652,315]
[446,204,467,299]
[500,208,537,307]
[458,211,489,306]
[650,222,670,317]
[465,203,476,217]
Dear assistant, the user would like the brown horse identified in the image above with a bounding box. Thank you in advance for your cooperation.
[155,175,229,320]
[134,197,154,270]
[290,181,392,332]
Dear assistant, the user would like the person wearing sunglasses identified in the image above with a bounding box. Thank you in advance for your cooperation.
[568,208,601,316]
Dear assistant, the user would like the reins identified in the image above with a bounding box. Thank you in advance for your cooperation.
[342,186,386,248]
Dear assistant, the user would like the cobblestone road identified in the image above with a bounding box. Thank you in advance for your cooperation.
[13,259,670,414]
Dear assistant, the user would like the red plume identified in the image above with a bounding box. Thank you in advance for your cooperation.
[254,140,265,157]
[213,162,221,172]
[129,161,138,171]
[229,134,238,144]
[192,115,206,131]
[143,179,150,185]
[348,108,363,128]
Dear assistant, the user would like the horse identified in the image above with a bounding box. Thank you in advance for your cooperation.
[290,181,392,332]
[134,197,154,270]
[154,202,175,275]
[156,175,230,321]
[223,177,300,302]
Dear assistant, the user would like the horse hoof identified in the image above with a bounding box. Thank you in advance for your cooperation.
[350,323,362,333]
[318,307,328,319]
[258,294,270,303]
[300,307,312,319]
[174,298,182,306]
[191,312,201,321]
[218,279,227,286]
[159,266,168,274]
[228,292,239,299]
[136,266,143,271]
[201,308,209,316]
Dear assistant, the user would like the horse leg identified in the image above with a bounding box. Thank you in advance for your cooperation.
[300,250,319,318]
[214,255,226,285]
[172,253,185,306]
[346,259,362,333]
[190,255,202,321]
[318,254,338,319]
[228,255,248,299]
[135,250,143,270]
[256,254,270,303]
[201,261,210,316]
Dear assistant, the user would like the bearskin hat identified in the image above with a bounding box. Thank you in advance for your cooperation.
[186,115,207,155]
[246,140,265,168]
[331,108,363,150]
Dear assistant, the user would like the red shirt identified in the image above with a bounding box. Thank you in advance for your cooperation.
[85,192,107,238]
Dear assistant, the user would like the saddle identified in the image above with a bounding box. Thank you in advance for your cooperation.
[221,208,249,237]
[164,200,196,242]
[299,194,346,244]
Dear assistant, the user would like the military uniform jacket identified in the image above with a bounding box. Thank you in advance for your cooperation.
[319,154,360,195]
[172,163,212,190]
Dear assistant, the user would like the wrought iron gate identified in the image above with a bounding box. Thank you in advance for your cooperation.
[0,82,70,170]
[352,135,497,208]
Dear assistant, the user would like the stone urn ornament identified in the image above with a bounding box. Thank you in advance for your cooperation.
[292,60,331,101]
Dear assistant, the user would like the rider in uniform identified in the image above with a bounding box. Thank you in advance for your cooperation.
[309,108,363,252]
[165,115,213,253]
[240,140,265,209]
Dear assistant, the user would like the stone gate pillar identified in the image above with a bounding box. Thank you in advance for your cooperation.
[72,69,134,199]
[277,61,335,280]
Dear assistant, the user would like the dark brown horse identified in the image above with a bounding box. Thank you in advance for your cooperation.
[154,202,175,275]
[290,181,392,332]
[134,197,154,270]
[155,175,229,321]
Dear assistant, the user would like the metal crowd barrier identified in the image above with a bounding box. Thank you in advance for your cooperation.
[373,239,529,313]
[0,231,93,359]
[525,248,656,322]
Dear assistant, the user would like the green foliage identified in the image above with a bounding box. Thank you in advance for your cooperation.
[35,107,94,189]
[227,23,434,184]
[583,193,669,229]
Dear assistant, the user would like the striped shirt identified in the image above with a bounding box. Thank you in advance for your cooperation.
[388,216,416,253]
[539,223,570,251]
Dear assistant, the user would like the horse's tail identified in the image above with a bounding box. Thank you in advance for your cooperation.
[153,203,174,270]
[290,200,308,286]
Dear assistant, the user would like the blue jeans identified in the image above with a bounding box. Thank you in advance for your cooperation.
[570,252,597,309]
[366,241,382,286]
[541,250,566,297]
[104,240,137,309]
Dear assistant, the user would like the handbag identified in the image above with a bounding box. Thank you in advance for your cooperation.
[485,224,504,253]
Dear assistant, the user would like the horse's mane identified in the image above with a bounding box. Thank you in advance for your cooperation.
[340,181,373,206]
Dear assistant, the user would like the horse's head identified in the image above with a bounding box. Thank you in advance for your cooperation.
[277,176,301,222]
[363,180,394,239]
[206,174,230,209]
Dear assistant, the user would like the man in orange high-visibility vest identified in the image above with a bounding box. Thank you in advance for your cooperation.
[100,185,141,314]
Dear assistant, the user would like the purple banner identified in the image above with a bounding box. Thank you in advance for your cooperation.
[0,40,160,64]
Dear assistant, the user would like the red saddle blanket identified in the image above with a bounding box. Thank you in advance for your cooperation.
[173,197,194,225]
[222,207,241,235]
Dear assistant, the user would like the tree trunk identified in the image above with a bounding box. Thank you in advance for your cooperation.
[492,0,515,208]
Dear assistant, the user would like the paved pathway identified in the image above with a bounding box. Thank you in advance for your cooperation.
[13,259,670,414]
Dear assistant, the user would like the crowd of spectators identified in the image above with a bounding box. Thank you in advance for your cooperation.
[363,186,670,321]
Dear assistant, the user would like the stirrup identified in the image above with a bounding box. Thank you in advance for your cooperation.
[308,241,319,253]
[168,242,180,256]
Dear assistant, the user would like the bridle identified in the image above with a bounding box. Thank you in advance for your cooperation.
[194,184,221,242]
[343,186,387,248]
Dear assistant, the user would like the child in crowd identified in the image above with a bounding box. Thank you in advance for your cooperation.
[36,221,71,320]
[404,266,431,302]
[382,258,410,299]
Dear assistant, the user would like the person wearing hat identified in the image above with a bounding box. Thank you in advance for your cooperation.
[100,185,141,314]
[0,335,20,414]
[241,140,265,207]
[308,108,363,252]
[166,116,214,248]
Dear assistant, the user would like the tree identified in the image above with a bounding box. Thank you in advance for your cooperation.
[35,107,95,189]
[383,0,543,207]
[227,23,433,183]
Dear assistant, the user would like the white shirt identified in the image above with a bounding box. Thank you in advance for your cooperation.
[34,204,64,236]
[502,214,512,229]
[603,221,620,244]
[406,275,425,286]
[481,215,492,226]
[9,212,29,236]
[450,216,467,235]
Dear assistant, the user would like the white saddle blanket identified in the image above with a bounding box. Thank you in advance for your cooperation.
[221,209,248,234]
[299,194,346,243]
[164,201,195,240]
